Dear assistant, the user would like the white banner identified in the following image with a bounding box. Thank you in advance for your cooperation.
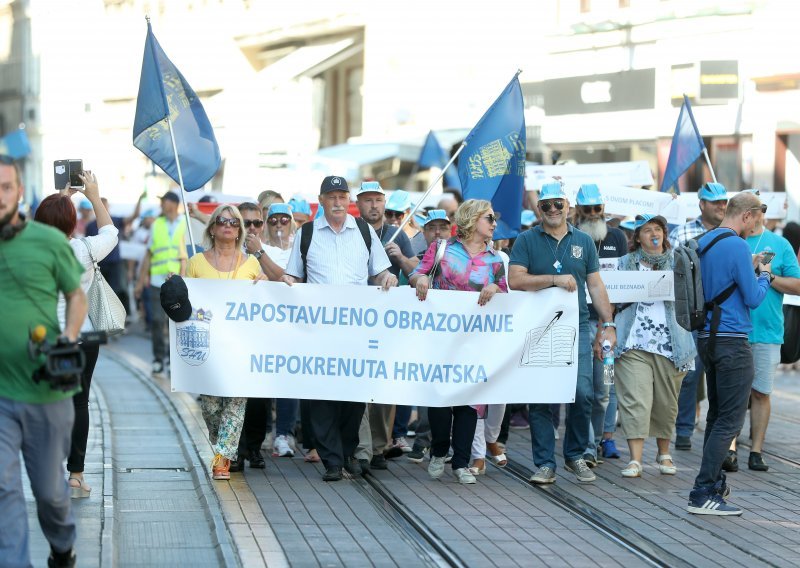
[526,160,654,190]
[785,294,800,307]
[169,280,580,405]
[587,270,674,304]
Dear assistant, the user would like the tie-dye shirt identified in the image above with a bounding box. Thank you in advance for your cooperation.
[412,237,508,293]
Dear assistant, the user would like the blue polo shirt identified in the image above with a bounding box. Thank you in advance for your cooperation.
[746,229,800,344]
[510,224,599,326]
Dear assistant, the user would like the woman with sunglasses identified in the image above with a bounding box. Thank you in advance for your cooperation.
[187,205,262,480]
[409,199,508,484]
[611,214,697,478]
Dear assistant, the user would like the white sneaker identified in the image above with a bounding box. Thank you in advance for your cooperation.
[273,435,294,457]
[393,437,412,453]
[428,456,446,479]
[453,467,477,484]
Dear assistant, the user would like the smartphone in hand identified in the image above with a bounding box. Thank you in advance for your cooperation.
[53,159,84,189]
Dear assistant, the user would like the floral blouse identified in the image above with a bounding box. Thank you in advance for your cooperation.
[623,265,674,360]
[411,238,508,293]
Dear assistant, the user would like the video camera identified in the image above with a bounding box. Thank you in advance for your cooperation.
[28,326,107,392]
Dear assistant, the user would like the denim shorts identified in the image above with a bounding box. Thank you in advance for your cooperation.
[751,343,781,395]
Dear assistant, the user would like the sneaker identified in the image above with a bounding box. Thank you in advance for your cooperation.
[151,360,164,375]
[748,452,769,472]
[687,489,742,516]
[322,466,342,482]
[674,435,692,451]
[211,454,231,480]
[582,452,598,468]
[344,456,362,476]
[407,447,427,463]
[444,451,454,464]
[600,439,621,459]
[721,450,739,472]
[453,467,477,484]
[384,445,403,459]
[714,475,732,500]
[358,459,372,475]
[529,466,556,484]
[48,549,76,568]
[595,446,605,465]
[273,435,295,458]
[428,455,446,479]
[392,437,412,453]
[565,458,596,483]
[509,411,529,429]
[370,454,388,470]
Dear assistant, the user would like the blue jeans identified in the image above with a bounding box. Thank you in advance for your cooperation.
[529,327,593,469]
[0,397,76,567]
[675,333,704,438]
[587,341,610,453]
[392,405,412,440]
[693,337,754,491]
[603,384,617,434]
[276,399,299,437]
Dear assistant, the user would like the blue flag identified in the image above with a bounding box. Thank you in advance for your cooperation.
[0,129,31,159]
[418,131,461,190]
[458,74,526,239]
[660,95,705,193]
[133,21,220,191]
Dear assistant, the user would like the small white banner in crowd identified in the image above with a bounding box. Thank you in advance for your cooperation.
[785,294,800,307]
[587,270,674,304]
[169,280,581,405]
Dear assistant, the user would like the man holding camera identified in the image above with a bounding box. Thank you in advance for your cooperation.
[0,158,88,567]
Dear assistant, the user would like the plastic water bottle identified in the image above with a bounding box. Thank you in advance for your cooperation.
[602,340,615,385]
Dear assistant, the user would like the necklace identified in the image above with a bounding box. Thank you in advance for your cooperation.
[752,229,765,253]
[212,248,238,279]
[544,233,571,273]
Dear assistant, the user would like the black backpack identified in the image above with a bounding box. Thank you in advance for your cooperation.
[299,217,372,282]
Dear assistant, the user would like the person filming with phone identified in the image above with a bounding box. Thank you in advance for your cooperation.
[0,156,88,568]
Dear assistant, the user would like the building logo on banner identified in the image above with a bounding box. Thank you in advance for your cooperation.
[571,245,583,259]
[175,308,212,366]
[520,311,576,367]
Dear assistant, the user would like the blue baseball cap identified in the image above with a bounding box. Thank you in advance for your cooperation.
[423,209,450,226]
[698,182,728,202]
[634,214,667,230]
[620,219,636,231]
[538,182,567,201]
[521,209,536,226]
[268,203,293,217]
[287,197,311,215]
[356,181,385,196]
[79,199,92,210]
[576,183,603,206]
[140,208,158,220]
[386,190,412,212]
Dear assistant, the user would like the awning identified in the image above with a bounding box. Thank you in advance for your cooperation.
[256,39,361,86]
[308,142,422,180]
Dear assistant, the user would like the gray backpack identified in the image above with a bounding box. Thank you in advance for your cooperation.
[673,232,735,332]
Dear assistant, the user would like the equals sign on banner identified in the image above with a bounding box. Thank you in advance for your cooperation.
[368,339,379,350]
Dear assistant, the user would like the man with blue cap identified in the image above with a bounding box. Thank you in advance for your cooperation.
[287,197,311,227]
[668,182,728,451]
[385,190,427,255]
[509,181,617,484]
[574,183,628,465]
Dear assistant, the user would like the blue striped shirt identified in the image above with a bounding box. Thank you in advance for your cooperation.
[285,215,391,285]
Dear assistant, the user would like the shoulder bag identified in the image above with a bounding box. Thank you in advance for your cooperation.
[80,238,127,336]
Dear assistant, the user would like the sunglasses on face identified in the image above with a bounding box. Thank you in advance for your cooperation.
[749,204,768,214]
[268,216,291,226]
[385,210,404,219]
[581,205,602,214]
[539,200,565,213]
[482,214,497,224]
[214,216,241,228]
[243,219,264,228]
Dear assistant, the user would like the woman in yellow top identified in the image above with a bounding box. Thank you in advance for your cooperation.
[188,205,261,480]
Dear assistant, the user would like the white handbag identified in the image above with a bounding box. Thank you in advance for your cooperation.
[80,238,127,336]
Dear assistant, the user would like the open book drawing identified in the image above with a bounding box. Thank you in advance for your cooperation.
[520,325,576,367]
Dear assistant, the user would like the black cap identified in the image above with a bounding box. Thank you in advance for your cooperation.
[160,191,180,204]
[320,175,348,194]
[160,275,192,322]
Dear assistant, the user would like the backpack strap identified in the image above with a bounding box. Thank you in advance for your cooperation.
[299,222,314,283]
[696,230,734,257]
[697,230,737,354]
[354,217,372,252]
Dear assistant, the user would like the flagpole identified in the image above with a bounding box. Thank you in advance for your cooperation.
[165,115,198,256]
[702,148,718,184]
[386,142,466,245]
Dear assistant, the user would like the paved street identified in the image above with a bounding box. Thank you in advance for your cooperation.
[24,329,800,567]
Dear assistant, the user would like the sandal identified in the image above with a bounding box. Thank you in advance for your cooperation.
[656,454,677,475]
[68,475,91,499]
[621,460,642,478]
[486,442,508,467]
[469,458,486,476]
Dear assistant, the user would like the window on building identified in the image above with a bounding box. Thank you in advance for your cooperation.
[346,67,363,139]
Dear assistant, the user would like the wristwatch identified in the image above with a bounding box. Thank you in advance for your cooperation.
[253,249,264,260]
[761,270,775,284]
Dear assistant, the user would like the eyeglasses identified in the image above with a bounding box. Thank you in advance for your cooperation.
[214,216,241,228]
[749,204,768,214]
[580,205,603,214]
[482,214,497,224]
[385,210,404,219]
[243,219,264,228]
[0,155,14,165]
[539,200,565,212]
[268,216,291,226]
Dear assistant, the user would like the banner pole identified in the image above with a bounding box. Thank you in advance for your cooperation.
[166,115,198,256]
[702,147,718,184]
[386,142,466,245]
